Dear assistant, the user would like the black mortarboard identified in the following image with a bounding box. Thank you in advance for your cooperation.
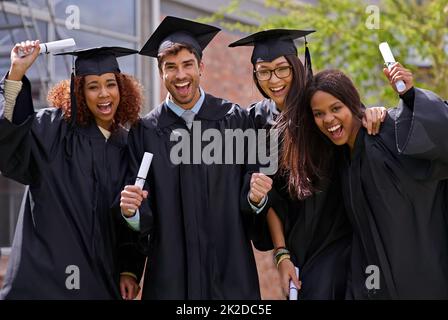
[55,46,138,126]
[139,16,221,58]
[55,46,138,76]
[228,29,315,76]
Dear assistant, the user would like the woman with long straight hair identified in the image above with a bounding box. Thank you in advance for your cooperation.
[229,30,385,299]
[294,65,448,299]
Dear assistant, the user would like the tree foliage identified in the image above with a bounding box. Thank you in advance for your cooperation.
[203,0,448,105]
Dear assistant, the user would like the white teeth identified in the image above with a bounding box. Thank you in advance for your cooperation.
[175,82,189,88]
[270,86,284,92]
[328,124,341,132]
[98,102,111,106]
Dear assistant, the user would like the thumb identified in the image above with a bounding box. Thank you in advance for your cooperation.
[381,108,387,122]
[383,67,391,81]
[31,40,41,58]
[290,271,300,289]
[142,190,149,199]
[120,282,126,300]
[125,284,132,300]
[362,116,367,128]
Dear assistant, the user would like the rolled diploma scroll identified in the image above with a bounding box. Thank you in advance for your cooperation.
[18,38,76,57]
[379,42,406,93]
[289,266,300,300]
[129,152,153,214]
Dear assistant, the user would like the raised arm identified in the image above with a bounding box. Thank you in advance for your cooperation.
[385,63,448,165]
[0,41,40,184]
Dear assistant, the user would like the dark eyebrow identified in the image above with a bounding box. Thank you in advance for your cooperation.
[312,102,341,112]
[330,102,341,107]
[86,78,116,86]
[257,61,290,70]
[275,61,290,67]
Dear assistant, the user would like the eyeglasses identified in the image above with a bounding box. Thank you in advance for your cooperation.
[254,66,292,81]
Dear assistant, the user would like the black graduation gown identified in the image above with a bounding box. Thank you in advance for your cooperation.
[0,76,144,299]
[128,94,260,300]
[248,99,352,300]
[341,88,448,299]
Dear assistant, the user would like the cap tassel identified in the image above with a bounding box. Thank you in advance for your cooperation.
[70,72,77,127]
[65,57,77,158]
[304,37,313,82]
[64,71,76,158]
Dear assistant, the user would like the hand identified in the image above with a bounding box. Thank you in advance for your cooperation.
[249,173,272,205]
[362,106,387,135]
[383,62,414,95]
[120,185,148,217]
[8,40,41,81]
[119,274,140,300]
[278,258,301,298]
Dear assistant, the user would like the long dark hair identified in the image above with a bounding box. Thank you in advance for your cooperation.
[253,54,311,199]
[282,69,364,199]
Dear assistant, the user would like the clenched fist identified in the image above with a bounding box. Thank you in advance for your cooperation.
[120,185,148,217]
[249,173,273,205]
[8,40,41,81]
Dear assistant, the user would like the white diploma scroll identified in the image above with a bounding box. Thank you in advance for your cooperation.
[129,152,153,214]
[289,266,300,300]
[379,42,406,93]
[18,38,76,57]
[135,152,153,189]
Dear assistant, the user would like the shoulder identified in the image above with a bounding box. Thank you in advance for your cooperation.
[248,99,277,129]
[206,93,243,112]
[34,107,65,124]
[203,93,249,121]
[140,103,165,129]
[248,99,271,114]
[113,126,129,145]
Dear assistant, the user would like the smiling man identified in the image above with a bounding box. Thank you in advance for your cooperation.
[119,16,267,300]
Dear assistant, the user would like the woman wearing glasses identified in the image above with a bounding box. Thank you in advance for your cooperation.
[229,29,385,299]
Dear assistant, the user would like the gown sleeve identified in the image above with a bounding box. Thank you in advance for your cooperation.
[239,107,262,216]
[395,87,448,163]
[116,215,146,280]
[242,103,292,250]
[0,75,38,184]
[126,121,154,253]
[0,75,66,185]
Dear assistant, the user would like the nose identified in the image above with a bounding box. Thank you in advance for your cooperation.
[323,113,335,124]
[176,67,187,79]
[99,85,110,98]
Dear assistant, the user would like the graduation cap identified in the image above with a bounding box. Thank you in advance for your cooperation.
[139,16,221,58]
[55,46,138,126]
[228,29,315,76]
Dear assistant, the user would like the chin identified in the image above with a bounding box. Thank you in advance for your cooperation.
[325,135,345,146]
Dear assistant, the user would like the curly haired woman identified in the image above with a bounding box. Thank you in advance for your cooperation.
[0,40,145,299]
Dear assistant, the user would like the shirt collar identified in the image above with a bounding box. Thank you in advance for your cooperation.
[165,87,205,117]
[97,125,111,140]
